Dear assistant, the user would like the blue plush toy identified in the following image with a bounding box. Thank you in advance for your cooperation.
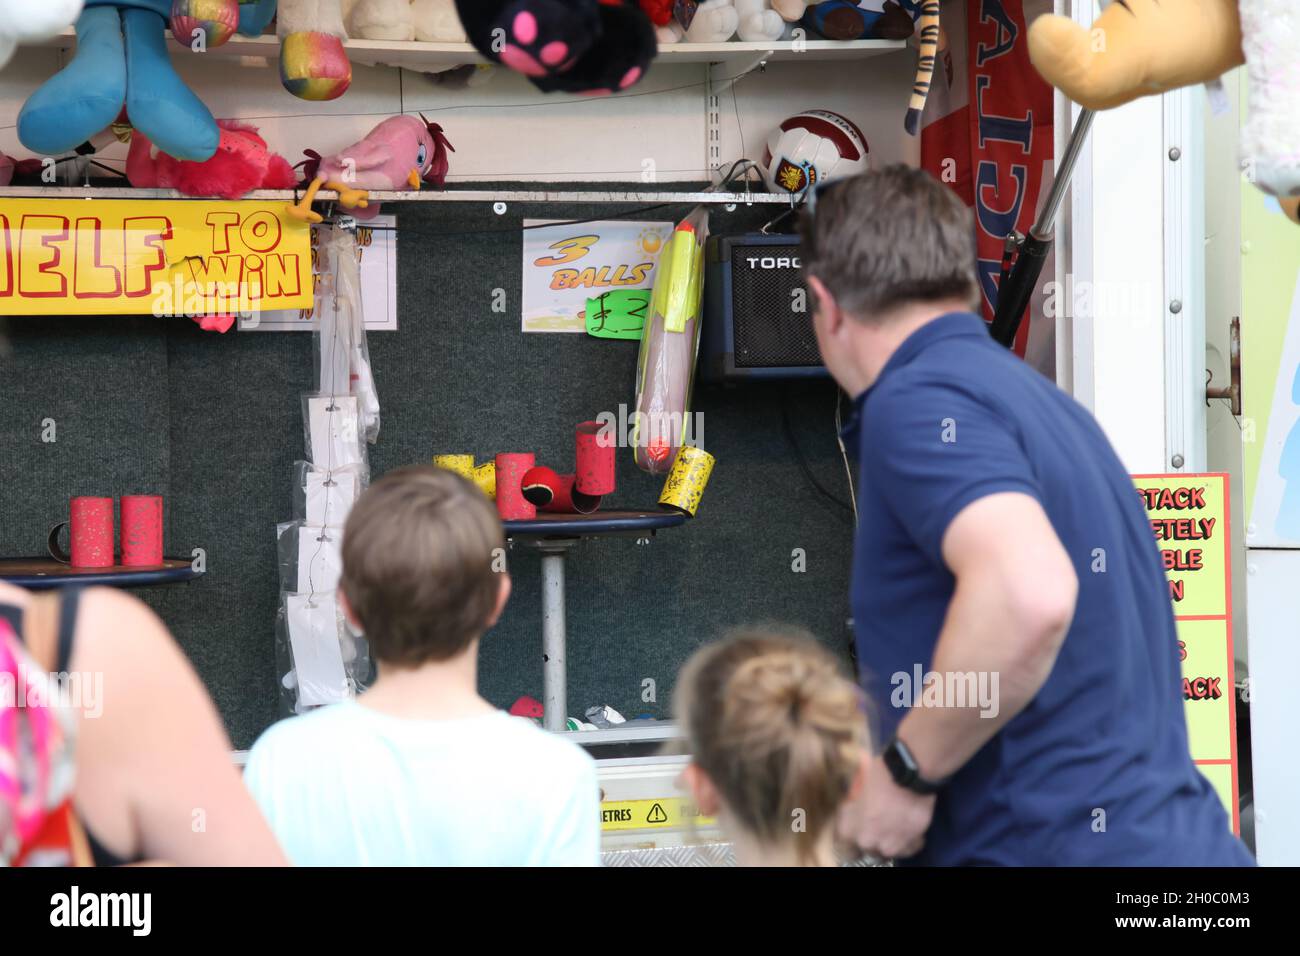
[18,0,277,163]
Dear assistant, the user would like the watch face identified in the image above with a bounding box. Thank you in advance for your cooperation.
[885,740,916,784]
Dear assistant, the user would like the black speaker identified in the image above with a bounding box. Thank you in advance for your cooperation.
[701,234,828,383]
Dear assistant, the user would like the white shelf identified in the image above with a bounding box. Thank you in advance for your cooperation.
[37,29,905,71]
[0,185,797,205]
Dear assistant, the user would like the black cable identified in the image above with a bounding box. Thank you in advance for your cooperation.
[781,386,854,518]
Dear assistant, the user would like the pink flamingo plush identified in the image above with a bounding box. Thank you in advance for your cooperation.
[290,114,454,223]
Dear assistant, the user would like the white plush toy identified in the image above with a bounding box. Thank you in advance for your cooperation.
[349,0,467,42]
[655,20,685,44]
[684,0,740,42]
[0,0,83,70]
[350,0,414,40]
[1239,0,1300,207]
[736,0,787,40]
[412,0,466,41]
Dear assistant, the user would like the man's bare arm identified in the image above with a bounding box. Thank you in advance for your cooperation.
[896,492,1078,780]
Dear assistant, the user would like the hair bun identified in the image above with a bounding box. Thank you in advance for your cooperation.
[676,627,871,862]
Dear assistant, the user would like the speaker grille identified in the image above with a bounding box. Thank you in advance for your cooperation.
[729,243,820,368]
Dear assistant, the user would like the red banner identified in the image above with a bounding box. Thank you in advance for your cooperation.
[921,0,1054,362]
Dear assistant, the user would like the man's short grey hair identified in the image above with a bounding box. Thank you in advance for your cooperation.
[799,164,981,322]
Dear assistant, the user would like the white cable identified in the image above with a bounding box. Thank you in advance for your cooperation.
[835,388,857,522]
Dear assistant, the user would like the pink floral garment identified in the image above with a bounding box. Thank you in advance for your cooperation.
[0,617,79,866]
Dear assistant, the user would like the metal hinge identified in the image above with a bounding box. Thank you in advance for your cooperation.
[1206,317,1241,417]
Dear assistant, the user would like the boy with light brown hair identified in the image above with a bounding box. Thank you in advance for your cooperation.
[245,465,600,866]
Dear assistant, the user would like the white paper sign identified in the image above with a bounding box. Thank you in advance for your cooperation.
[297,525,343,594]
[286,593,348,707]
[521,219,671,333]
[241,215,399,332]
[304,469,360,527]
[307,395,363,468]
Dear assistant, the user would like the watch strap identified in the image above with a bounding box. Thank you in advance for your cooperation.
[884,736,947,795]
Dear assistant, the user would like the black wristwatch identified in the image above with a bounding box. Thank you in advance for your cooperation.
[882,736,948,795]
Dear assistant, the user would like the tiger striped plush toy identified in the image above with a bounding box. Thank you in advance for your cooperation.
[773,1,946,135]
[904,0,941,136]
[1028,0,1300,223]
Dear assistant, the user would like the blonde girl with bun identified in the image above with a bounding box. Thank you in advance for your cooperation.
[675,627,869,866]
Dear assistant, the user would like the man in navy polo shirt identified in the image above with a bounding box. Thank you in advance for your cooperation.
[802,165,1252,866]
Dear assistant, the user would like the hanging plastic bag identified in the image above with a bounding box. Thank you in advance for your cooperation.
[276,590,373,715]
[276,520,345,596]
[318,225,381,443]
[632,206,710,474]
[303,393,366,470]
[292,460,367,527]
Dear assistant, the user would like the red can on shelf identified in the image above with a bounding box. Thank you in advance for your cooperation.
[575,420,616,496]
[69,497,115,568]
[495,453,537,520]
[121,495,164,567]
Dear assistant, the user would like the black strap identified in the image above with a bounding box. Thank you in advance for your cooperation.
[0,604,22,642]
[0,592,80,666]
[56,588,81,674]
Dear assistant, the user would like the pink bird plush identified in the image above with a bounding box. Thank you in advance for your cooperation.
[290,114,454,223]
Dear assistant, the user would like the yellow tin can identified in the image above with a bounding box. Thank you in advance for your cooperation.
[471,461,497,501]
[658,446,715,517]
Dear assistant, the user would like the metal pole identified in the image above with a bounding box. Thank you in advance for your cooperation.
[540,548,568,732]
[1032,108,1095,240]
[990,109,1096,346]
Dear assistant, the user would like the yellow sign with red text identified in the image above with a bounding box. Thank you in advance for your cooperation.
[1134,474,1240,832]
[0,199,314,316]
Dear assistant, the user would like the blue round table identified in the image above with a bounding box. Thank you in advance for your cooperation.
[0,558,203,590]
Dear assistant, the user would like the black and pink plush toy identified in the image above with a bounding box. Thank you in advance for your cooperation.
[455,0,657,95]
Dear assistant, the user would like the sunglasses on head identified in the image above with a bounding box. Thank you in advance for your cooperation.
[802,176,846,220]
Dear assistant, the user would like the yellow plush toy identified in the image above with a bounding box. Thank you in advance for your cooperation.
[1028,0,1300,223]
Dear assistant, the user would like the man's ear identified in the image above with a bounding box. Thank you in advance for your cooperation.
[679,763,722,818]
[486,572,512,630]
[807,275,842,333]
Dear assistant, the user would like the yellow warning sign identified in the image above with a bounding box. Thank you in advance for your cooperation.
[600,798,715,832]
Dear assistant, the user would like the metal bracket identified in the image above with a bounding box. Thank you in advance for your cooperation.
[1206,317,1242,416]
[705,64,724,179]
[706,55,769,179]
